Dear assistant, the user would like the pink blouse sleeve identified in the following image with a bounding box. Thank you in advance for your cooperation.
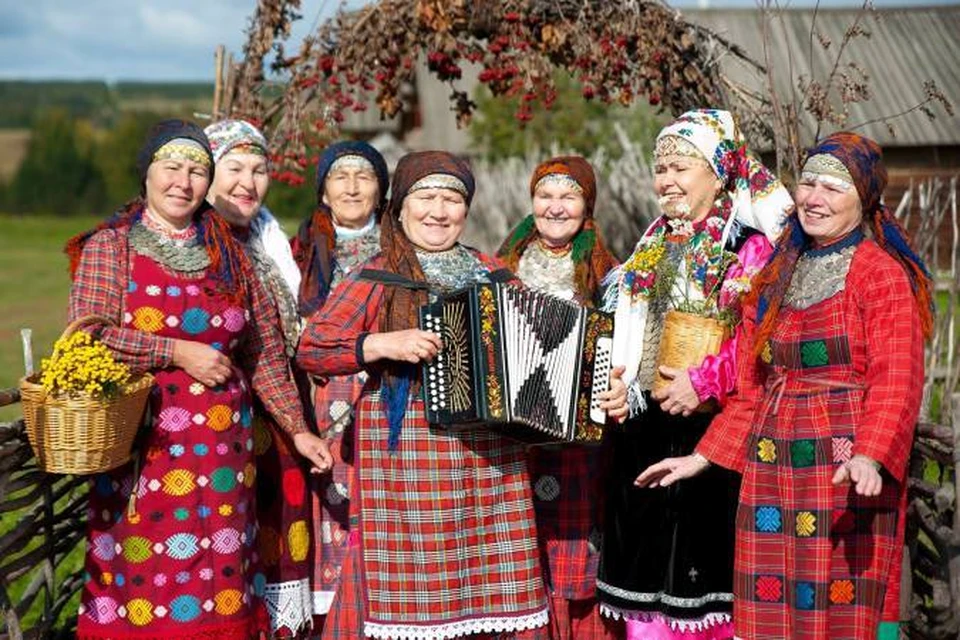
[688,233,773,404]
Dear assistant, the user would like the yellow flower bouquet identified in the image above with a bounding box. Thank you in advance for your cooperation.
[20,316,154,475]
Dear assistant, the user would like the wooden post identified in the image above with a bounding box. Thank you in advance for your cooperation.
[213,44,225,120]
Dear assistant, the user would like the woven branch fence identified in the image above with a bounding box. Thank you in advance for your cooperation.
[0,179,957,639]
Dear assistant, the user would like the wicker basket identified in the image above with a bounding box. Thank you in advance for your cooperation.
[652,310,729,397]
[19,316,154,475]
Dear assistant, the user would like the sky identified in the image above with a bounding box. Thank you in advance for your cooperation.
[0,0,957,82]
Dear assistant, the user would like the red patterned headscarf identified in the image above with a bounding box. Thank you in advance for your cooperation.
[751,132,934,351]
[497,156,616,304]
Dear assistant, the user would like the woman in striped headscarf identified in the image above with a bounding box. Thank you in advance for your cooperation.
[639,132,931,640]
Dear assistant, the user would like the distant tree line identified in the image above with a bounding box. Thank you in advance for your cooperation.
[0,81,214,128]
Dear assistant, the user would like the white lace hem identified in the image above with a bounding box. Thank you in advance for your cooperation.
[313,590,335,616]
[363,607,549,640]
[599,605,732,632]
[264,578,313,635]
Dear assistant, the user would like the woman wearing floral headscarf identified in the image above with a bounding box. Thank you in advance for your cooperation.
[67,119,331,640]
[638,132,931,640]
[296,151,557,640]
[289,141,388,628]
[205,118,314,638]
[497,156,625,640]
[598,109,792,639]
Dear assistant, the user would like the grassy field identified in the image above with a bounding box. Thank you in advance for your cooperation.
[0,214,100,421]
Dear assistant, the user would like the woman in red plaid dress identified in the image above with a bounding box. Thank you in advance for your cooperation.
[290,141,388,633]
[66,120,332,640]
[298,151,584,640]
[496,156,625,640]
[639,132,933,640]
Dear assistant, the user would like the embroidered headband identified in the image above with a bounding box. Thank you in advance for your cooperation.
[329,154,376,175]
[801,154,854,190]
[407,173,468,197]
[152,138,212,168]
[654,135,709,163]
[534,173,584,194]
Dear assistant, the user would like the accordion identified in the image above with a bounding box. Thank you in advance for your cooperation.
[418,283,613,442]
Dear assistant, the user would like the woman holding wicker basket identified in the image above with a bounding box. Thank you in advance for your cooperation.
[65,119,331,640]
[597,109,792,639]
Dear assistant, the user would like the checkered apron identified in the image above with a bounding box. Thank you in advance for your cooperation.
[353,391,549,638]
[735,292,905,639]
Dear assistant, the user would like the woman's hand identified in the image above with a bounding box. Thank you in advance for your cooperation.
[596,366,628,422]
[635,453,711,488]
[293,432,334,475]
[832,455,883,496]
[173,339,234,387]
[362,329,442,364]
[651,366,701,416]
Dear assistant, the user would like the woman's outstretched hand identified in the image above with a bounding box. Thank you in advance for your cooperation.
[293,432,334,475]
[363,329,443,364]
[597,366,628,422]
[173,339,234,387]
[832,454,883,496]
[651,366,700,416]
[635,453,711,488]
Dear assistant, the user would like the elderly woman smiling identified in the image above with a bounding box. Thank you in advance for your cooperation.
[66,119,330,640]
[290,141,389,627]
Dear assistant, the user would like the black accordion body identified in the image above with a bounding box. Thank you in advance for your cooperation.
[419,283,613,442]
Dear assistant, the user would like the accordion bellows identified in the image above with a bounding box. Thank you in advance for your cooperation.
[419,283,613,442]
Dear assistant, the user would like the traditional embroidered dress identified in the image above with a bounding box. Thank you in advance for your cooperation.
[205,118,315,638]
[302,219,380,618]
[71,215,308,640]
[290,141,388,625]
[698,233,923,639]
[296,248,549,640]
[598,110,791,639]
[500,156,621,640]
[696,132,931,640]
[239,213,313,639]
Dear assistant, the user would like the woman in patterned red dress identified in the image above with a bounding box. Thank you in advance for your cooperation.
[638,132,932,640]
[496,156,625,640]
[297,151,619,640]
[289,141,388,632]
[66,120,332,640]
[205,118,315,638]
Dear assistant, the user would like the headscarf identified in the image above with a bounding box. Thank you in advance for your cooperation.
[497,156,617,303]
[204,119,301,299]
[293,140,389,315]
[377,151,476,449]
[66,119,252,305]
[751,132,934,351]
[134,119,213,195]
[607,109,793,405]
[204,118,268,163]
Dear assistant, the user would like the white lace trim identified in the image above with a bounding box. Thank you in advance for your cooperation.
[363,607,549,640]
[264,578,313,635]
[599,605,732,632]
[313,590,335,616]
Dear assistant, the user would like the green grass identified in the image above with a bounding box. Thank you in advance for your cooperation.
[0,214,101,421]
